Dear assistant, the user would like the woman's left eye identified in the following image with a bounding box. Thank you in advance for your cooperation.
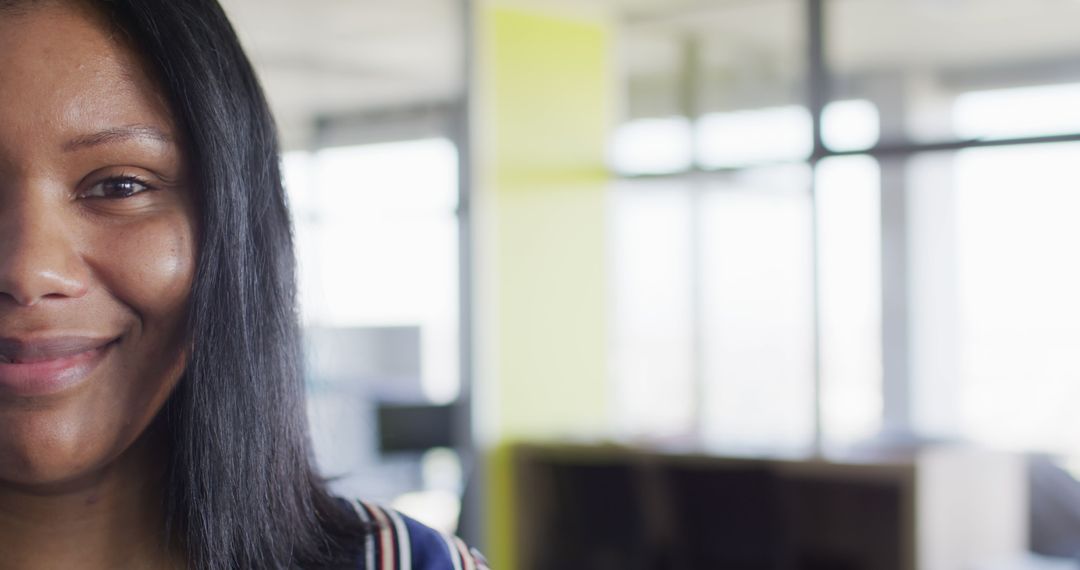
[80,176,154,199]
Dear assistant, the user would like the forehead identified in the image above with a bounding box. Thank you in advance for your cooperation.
[0,2,174,160]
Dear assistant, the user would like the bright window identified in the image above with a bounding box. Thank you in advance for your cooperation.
[696,106,813,169]
[609,180,695,441]
[699,167,815,452]
[953,142,1080,452]
[282,139,461,510]
[287,139,460,403]
[609,117,694,176]
[816,155,883,446]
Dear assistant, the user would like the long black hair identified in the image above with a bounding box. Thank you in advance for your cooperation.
[82,0,366,567]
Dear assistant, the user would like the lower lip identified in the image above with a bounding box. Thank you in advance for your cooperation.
[0,341,116,398]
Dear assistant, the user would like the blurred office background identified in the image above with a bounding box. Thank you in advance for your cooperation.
[221,0,1080,568]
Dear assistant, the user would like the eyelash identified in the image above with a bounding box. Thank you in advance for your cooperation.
[80,175,156,199]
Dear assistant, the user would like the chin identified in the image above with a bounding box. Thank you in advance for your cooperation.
[0,351,181,493]
[0,407,132,491]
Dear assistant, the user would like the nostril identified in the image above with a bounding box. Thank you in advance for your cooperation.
[0,265,91,306]
[0,209,91,304]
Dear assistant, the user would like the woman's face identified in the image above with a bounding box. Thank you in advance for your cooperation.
[0,3,196,486]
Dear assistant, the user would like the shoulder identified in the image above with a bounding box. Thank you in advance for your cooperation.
[347,499,491,570]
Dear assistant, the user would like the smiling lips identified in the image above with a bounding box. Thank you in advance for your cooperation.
[0,336,117,397]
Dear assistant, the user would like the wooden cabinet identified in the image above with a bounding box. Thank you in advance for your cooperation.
[503,444,1027,570]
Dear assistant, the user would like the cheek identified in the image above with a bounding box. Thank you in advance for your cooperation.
[87,213,196,325]
[0,213,198,485]
[87,211,196,439]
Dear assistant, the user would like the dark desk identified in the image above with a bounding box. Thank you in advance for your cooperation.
[505,443,1026,570]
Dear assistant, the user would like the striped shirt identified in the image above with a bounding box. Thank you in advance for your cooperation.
[349,500,491,570]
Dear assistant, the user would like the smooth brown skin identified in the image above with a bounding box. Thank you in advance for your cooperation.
[0,2,195,568]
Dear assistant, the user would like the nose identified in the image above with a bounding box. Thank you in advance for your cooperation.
[0,192,91,306]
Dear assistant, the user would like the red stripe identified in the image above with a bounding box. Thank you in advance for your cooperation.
[359,501,397,570]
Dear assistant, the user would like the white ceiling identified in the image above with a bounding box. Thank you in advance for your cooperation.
[219,0,1080,146]
[625,0,1080,77]
[219,0,731,147]
[219,0,463,148]
[828,0,1080,73]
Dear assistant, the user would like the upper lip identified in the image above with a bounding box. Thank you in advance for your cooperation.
[0,336,117,364]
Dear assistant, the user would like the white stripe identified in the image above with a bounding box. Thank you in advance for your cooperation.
[384,507,413,570]
[351,500,377,570]
[471,548,490,570]
[441,533,464,570]
[363,502,396,570]
[455,538,477,570]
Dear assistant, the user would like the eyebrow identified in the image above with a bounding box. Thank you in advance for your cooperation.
[63,125,174,152]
